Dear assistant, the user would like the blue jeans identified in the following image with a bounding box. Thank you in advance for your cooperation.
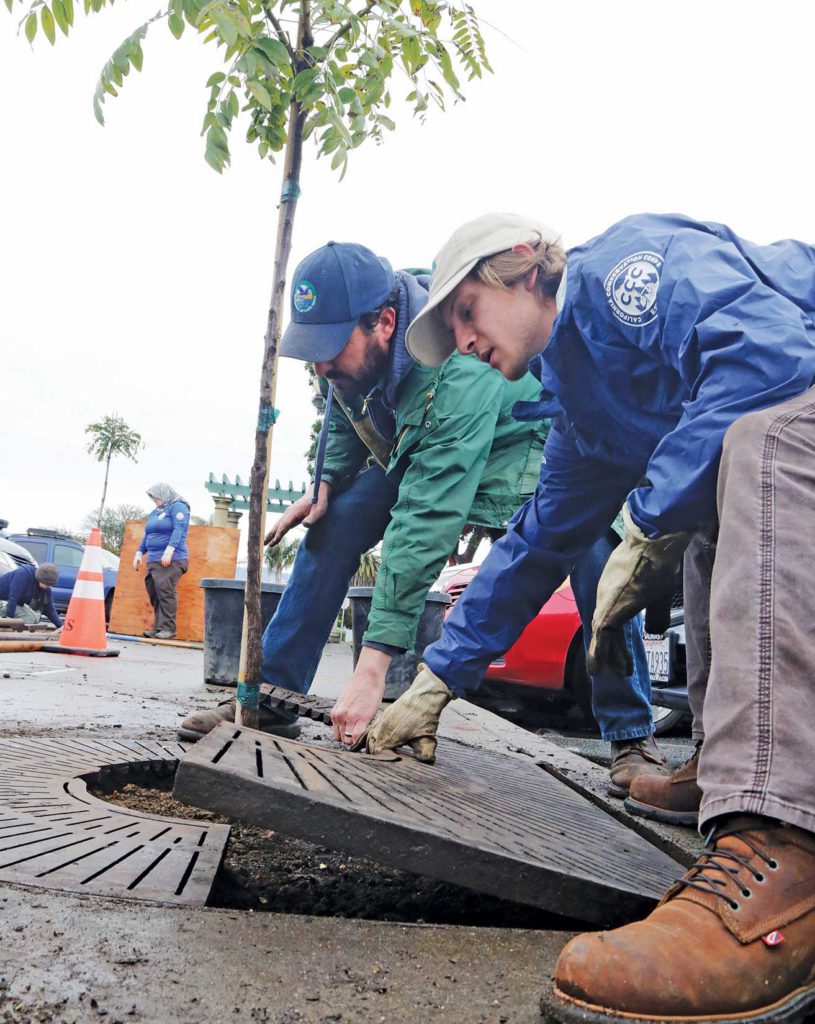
[569,533,653,741]
[260,465,400,694]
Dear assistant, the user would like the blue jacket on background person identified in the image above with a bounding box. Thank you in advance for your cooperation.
[425,212,815,694]
[138,499,191,562]
[0,564,62,626]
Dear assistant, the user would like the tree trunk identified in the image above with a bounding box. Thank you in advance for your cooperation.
[236,2,312,727]
[98,453,111,526]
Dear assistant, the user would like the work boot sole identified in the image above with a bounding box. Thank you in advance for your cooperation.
[607,783,629,799]
[623,794,699,826]
[546,980,815,1024]
[177,720,302,743]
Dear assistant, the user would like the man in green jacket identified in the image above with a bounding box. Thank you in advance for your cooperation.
[180,242,663,796]
[179,240,544,743]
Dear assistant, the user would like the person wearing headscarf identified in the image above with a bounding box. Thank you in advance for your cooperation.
[133,483,190,639]
[0,562,62,627]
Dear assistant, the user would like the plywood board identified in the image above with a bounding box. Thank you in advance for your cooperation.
[110,522,239,642]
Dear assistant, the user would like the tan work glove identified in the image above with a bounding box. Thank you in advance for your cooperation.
[357,664,454,763]
[588,504,691,678]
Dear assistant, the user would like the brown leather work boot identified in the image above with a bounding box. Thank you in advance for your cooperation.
[607,732,668,798]
[550,816,815,1024]
[625,741,703,826]
[178,698,301,742]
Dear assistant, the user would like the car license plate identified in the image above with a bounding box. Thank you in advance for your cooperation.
[643,633,672,683]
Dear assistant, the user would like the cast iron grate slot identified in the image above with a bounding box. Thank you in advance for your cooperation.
[81,845,144,885]
[271,741,308,790]
[1,835,95,868]
[127,848,171,890]
[174,851,199,896]
[255,741,264,779]
[37,841,119,878]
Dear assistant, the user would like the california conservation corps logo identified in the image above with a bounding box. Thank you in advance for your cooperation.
[293,280,317,314]
[605,251,662,327]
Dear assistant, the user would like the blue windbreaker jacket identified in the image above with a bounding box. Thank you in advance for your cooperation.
[138,500,191,562]
[0,565,62,626]
[426,212,815,695]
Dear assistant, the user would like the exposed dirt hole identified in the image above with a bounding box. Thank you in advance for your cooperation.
[90,767,577,930]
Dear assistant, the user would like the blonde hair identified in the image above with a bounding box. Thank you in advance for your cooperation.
[470,233,566,300]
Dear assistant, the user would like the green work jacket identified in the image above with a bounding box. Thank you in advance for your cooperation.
[320,354,546,650]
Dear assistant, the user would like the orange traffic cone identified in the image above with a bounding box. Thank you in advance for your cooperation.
[42,527,119,658]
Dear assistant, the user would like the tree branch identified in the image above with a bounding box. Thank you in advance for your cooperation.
[322,0,376,54]
[261,1,295,60]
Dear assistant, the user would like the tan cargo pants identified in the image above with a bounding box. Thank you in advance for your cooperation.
[691,384,815,834]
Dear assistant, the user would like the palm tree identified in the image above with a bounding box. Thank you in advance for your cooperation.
[265,537,301,583]
[85,414,144,524]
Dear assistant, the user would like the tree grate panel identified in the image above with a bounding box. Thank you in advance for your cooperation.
[261,684,335,725]
[175,723,683,924]
[0,737,229,905]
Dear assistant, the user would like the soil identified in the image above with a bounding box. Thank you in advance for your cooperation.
[95,776,574,930]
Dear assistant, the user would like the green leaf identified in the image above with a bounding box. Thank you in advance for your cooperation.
[3,0,13,14]
[168,0,185,40]
[254,36,289,67]
[206,71,225,87]
[41,5,56,44]
[52,0,70,36]
[130,40,143,71]
[209,8,237,46]
[63,0,74,26]
[24,11,37,42]
[247,80,272,111]
[204,122,230,172]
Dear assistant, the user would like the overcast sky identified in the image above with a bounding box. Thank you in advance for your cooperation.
[2,0,814,540]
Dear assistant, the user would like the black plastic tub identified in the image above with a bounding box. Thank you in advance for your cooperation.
[347,587,452,700]
[200,578,286,686]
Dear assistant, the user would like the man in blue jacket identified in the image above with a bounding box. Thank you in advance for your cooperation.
[0,563,62,627]
[363,212,815,1024]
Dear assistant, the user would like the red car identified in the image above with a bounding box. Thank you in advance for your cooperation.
[440,563,686,735]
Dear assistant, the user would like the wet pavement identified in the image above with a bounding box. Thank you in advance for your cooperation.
[0,640,693,1023]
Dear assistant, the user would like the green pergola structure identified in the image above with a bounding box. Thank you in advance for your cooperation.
[206,473,307,521]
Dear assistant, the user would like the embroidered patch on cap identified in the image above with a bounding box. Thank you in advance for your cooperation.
[293,280,317,314]
[604,251,662,328]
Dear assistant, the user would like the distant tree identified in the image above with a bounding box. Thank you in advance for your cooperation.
[265,535,300,583]
[83,503,148,555]
[84,415,144,524]
[190,514,212,526]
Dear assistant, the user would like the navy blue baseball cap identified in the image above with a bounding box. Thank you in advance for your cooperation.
[280,241,396,362]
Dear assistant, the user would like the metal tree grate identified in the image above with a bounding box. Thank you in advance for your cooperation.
[261,684,335,724]
[175,724,682,924]
[0,736,229,905]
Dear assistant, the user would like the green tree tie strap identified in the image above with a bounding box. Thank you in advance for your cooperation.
[237,682,260,709]
[279,178,302,205]
[257,406,280,433]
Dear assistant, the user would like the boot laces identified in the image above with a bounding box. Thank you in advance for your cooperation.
[676,831,778,911]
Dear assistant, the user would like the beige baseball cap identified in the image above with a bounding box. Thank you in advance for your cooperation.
[406,212,562,366]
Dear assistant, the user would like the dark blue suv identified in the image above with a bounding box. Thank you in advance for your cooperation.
[8,529,119,620]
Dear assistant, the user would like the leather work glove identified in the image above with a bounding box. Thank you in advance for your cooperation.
[133,551,143,571]
[588,504,691,678]
[161,546,175,567]
[356,664,455,763]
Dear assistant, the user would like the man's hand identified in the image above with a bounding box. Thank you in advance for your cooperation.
[588,504,691,677]
[359,664,454,763]
[265,482,331,547]
[161,546,174,567]
[133,551,143,571]
[331,647,391,746]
